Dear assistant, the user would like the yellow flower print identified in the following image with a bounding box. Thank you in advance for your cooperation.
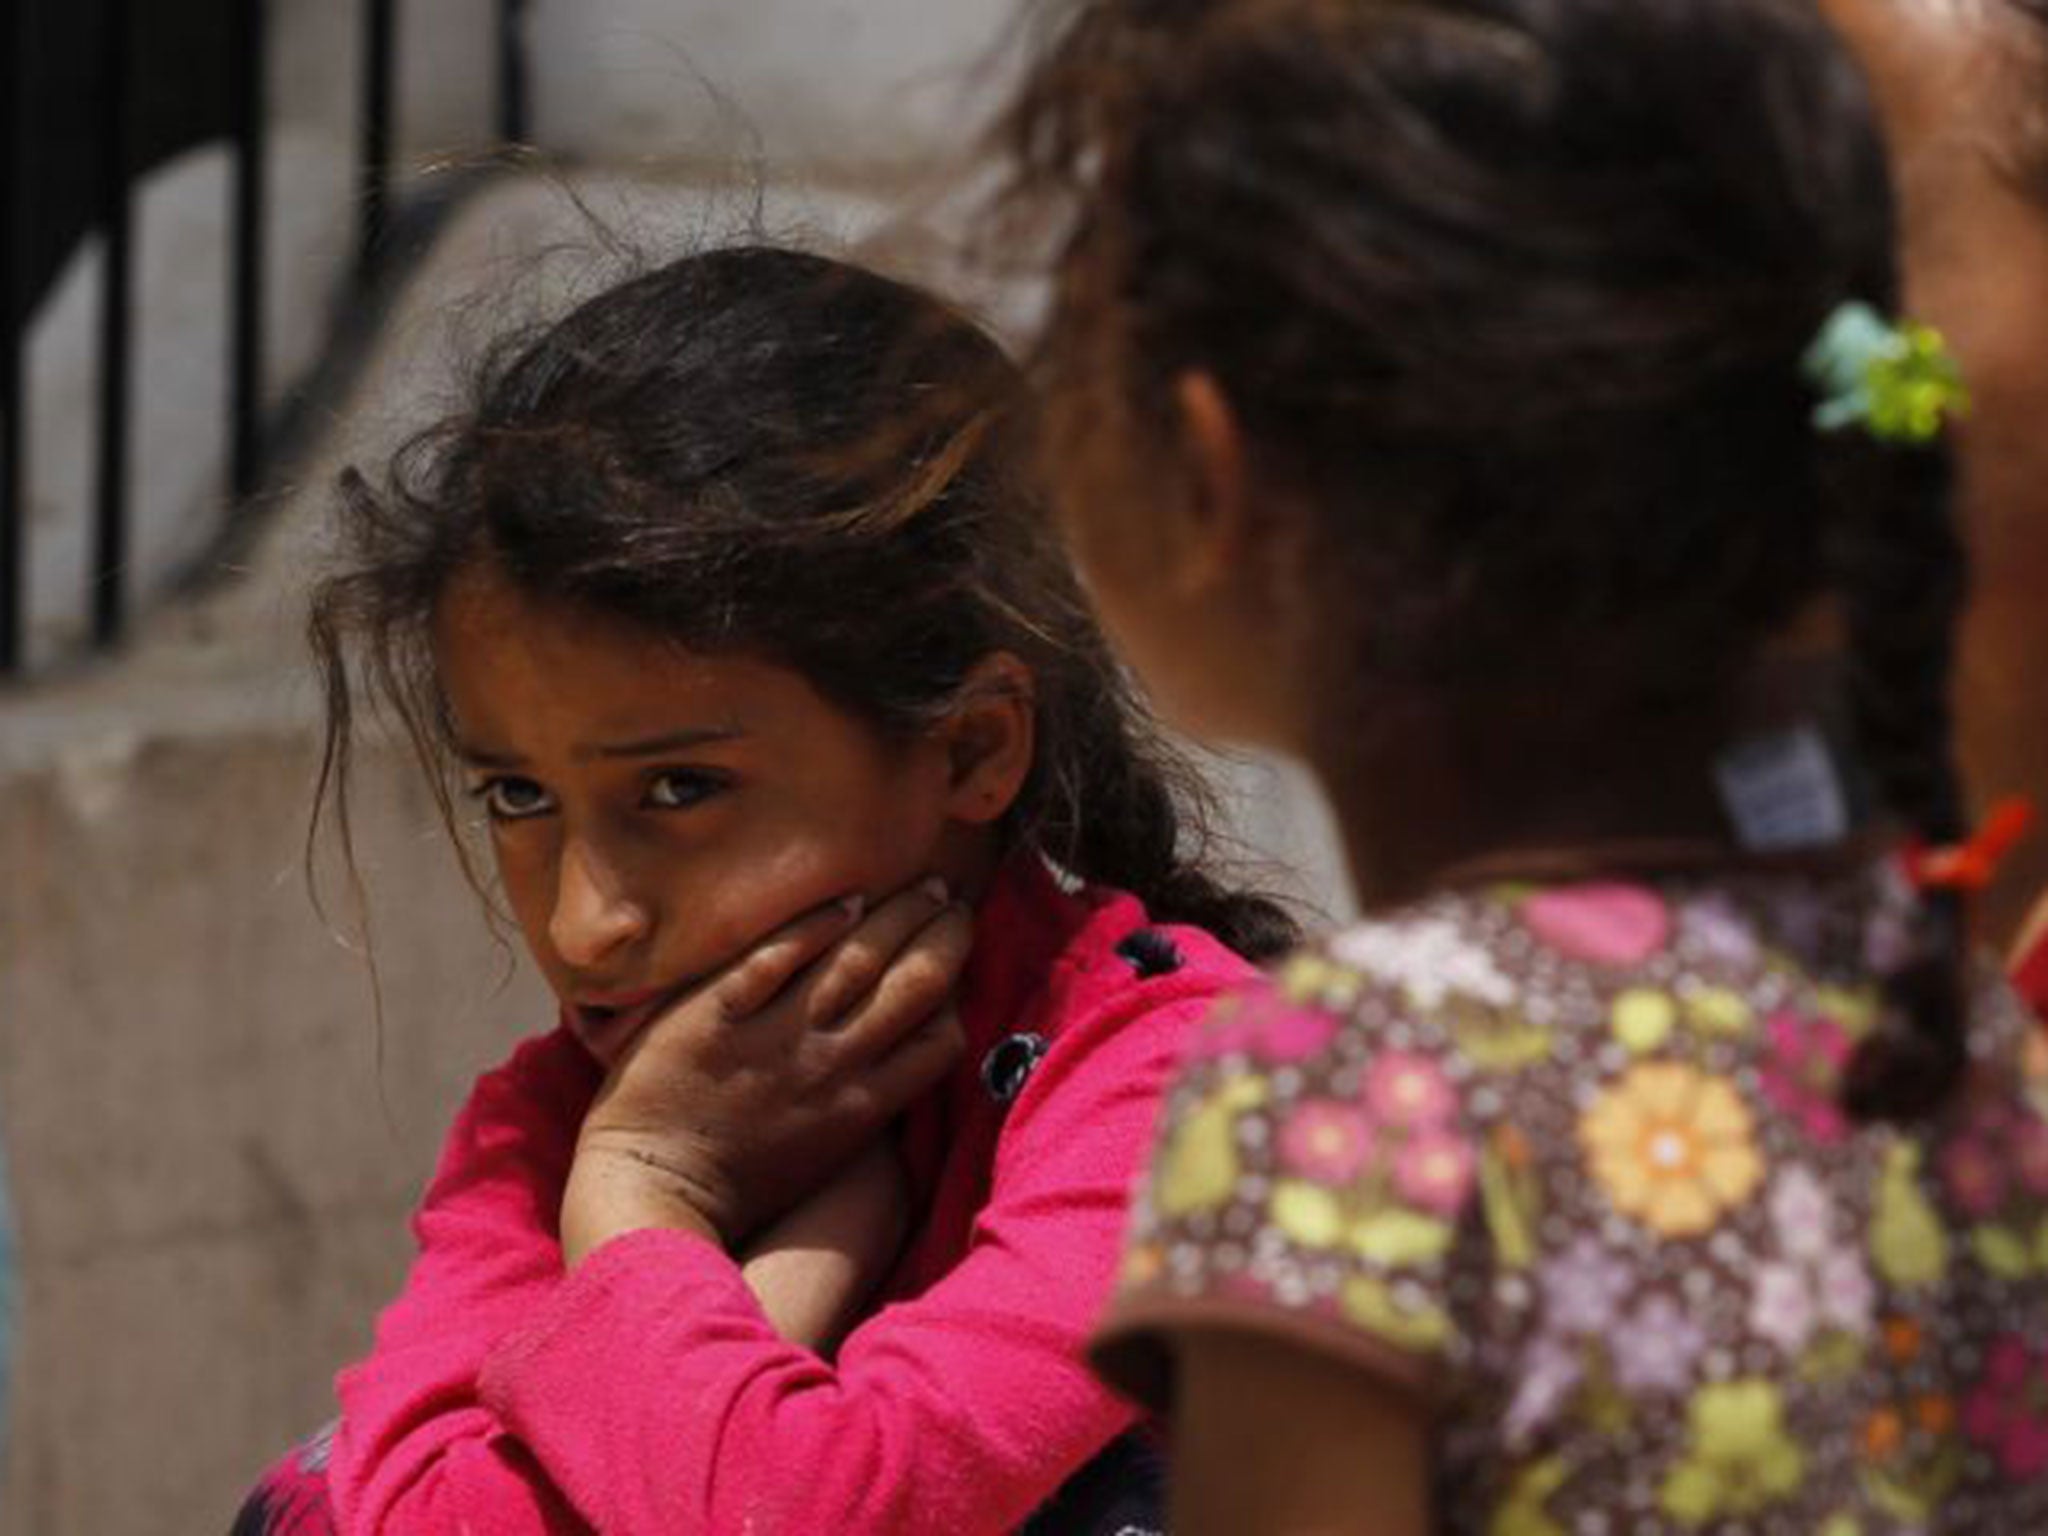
[1814,984,1879,1037]
[1611,989,1677,1054]
[1682,986,1753,1038]
[1340,1274,1451,1352]
[1277,953,1365,1010]
[1349,1208,1454,1266]
[1271,1179,1346,1248]
[1578,1062,1763,1237]
[1659,1379,1806,1524]
[1157,1075,1269,1216]
[1480,1123,1542,1269]
[1871,1143,1948,1289]
[1487,1457,1570,1536]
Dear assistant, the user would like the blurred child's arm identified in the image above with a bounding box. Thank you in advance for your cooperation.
[738,1140,910,1351]
[1169,1329,1431,1536]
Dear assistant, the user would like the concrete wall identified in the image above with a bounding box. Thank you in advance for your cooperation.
[0,723,554,1533]
[528,0,1015,171]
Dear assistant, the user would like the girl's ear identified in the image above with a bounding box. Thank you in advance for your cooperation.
[1169,370,1253,598]
[937,652,1037,826]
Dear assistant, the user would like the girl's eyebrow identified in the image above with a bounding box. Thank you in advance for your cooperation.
[453,739,523,770]
[452,726,746,770]
[590,726,747,760]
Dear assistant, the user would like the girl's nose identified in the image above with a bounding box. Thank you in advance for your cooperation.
[548,837,653,971]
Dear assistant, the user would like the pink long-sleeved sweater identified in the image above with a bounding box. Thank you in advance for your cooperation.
[268,856,1253,1535]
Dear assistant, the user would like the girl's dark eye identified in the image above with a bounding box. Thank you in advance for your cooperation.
[647,770,726,810]
[476,777,556,821]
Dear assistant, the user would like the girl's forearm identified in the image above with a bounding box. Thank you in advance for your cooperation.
[738,1142,910,1350]
[564,1138,909,1351]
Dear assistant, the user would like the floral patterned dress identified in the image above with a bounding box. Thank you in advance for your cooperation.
[1094,863,2048,1532]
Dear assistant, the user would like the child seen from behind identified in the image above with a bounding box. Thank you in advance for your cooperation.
[990,0,2048,1528]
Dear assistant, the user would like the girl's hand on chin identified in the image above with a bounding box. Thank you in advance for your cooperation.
[561,879,972,1265]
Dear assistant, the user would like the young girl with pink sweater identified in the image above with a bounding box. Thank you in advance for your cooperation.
[232,245,1291,1535]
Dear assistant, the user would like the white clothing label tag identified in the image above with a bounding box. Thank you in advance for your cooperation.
[1713,724,1851,852]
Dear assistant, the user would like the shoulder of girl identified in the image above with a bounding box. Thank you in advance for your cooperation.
[1034,910,1259,1057]
[1099,917,1263,1005]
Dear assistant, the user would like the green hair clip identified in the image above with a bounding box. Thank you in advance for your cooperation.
[1802,301,1968,445]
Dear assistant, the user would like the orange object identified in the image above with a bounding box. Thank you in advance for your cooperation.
[1863,1406,1905,1461]
[1904,797,2038,892]
[1882,1315,1924,1363]
[1915,1393,1956,1436]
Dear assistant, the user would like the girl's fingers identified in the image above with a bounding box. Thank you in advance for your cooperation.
[828,902,975,1059]
[713,893,868,1020]
[838,1006,968,1126]
[794,879,957,1030]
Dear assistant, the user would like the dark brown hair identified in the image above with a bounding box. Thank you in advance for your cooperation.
[994,0,1970,1118]
[309,245,1296,962]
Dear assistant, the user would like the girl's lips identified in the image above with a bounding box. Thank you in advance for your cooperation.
[570,984,691,1055]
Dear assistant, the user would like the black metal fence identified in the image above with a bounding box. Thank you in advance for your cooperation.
[0,0,533,676]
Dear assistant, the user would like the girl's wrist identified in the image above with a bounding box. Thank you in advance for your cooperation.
[560,1144,726,1268]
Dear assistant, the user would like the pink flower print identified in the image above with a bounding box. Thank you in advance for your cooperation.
[1757,1011,1854,1144]
[1963,1334,2048,1479]
[1749,1261,1820,1354]
[1253,1004,1342,1064]
[1541,1235,1633,1337]
[1184,990,1339,1065]
[1750,1170,1873,1353]
[1679,894,1760,969]
[1940,1130,2010,1220]
[1767,1167,1835,1261]
[1504,1332,1585,1447]
[1279,1100,1376,1183]
[1814,1247,1874,1335]
[1612,1294,1706,1395]
[1182,995,1256,1062]
[1393,1129,1476,1216]
[1522,882,1672,966]
[1365,1051,1457,1129]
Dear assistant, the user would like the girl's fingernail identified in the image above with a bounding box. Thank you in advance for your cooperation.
[838,893,866,921]
[921,875,950,904]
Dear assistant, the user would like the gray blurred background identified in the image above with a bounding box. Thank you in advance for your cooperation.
[0,4,1352,1530]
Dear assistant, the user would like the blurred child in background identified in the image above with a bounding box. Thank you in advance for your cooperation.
[989,0,2048,1527]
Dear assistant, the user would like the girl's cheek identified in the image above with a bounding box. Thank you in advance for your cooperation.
[490,840,566,968]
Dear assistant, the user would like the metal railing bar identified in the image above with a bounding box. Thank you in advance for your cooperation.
[360,0,397,279]
[498,0,530,147]
[0,0,23,674]
[92,0,135,647]
[8,0,520,676]
[230,0,268,500]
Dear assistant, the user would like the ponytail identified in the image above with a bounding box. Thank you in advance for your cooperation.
[1821,426,1972,1123]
